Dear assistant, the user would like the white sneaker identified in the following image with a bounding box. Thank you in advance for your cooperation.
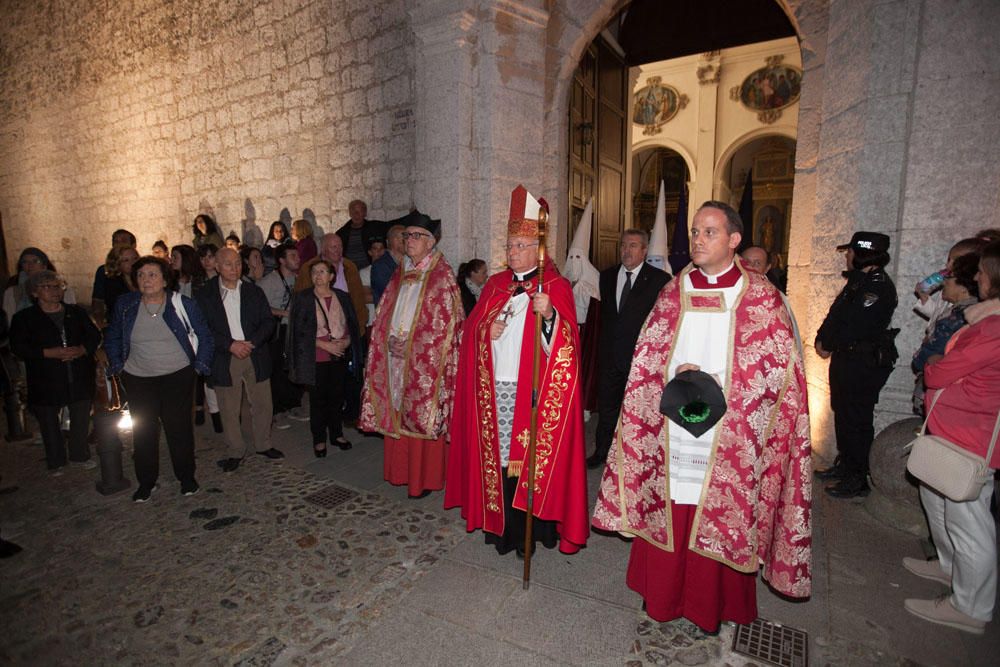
[902,557,951,586]
[272,414,291,430]
[904,596,986,635]
[69,459,97,470]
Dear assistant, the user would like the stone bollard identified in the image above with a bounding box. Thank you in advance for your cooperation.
[94,410,131,495]
[865,417,926,536]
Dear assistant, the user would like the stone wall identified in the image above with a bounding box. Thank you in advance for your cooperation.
[0,0,416,296]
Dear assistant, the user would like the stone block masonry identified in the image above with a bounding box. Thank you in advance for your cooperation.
[0,0,415,301]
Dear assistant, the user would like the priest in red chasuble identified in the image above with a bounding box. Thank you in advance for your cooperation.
[360,211,463,498]
[592,201,811,633]
[445,186,589,556]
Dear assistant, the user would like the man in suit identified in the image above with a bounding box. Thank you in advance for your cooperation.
[196,248,282,472]
[587,229,671,469]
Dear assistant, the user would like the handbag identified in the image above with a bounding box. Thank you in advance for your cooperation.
[171,292,199,354]
[906,390,1000,502]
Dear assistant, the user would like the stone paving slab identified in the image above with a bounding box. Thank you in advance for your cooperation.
[0,437,463,665]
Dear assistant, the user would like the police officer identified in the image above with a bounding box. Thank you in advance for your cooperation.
[815,232,898,498]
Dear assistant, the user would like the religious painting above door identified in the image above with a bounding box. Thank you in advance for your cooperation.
[632,77,689,136]
[731,55,801,124]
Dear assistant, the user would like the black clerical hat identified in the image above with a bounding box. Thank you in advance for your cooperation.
[388,208,441,239]
[659,370,727,438]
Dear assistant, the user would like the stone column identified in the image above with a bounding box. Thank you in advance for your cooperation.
[409,1,478,264]
[470,0,550,270]
[693,53,720,207]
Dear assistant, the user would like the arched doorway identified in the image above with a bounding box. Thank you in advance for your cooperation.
[717,134,797,286]
[631,146,690,255]
[562,0,802,272]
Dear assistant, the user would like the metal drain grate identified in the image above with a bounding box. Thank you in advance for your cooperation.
[303,484,358,509]
[732,618,808,667]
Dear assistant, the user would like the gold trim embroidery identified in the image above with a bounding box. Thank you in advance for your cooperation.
[683,290,726,312]
[477,296,507,515]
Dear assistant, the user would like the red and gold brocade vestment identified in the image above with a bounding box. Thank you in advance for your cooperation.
[592,263,812,597]
[445,266,590,554]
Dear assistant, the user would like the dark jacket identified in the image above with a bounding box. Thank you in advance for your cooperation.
[458,280,478,317]
[195,276,276,386]
[10,303,101,406]
[816,267,898,355]
[370,252,399,306]
[336,219,385,269]
[598,263,671,376]
[104,290,214,376]
[286,287,361,387]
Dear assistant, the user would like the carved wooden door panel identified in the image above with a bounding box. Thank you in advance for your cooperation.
[568,37,627,272]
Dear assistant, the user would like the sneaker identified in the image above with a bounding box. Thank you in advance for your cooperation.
[132,485,156,503]
[181,480,200,496]
[69,459,97,470]
[272,414,291,430]
[902,557,951,586]
[48,467,66,478]
[904,596,986,635]
[287,406,310,421]
[256,448,285,459]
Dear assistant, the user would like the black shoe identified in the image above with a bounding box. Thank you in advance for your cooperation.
[181,480,200,496]
[408,489,432,499]
[256,448,285,460]
[194,409,205,426]
[586,453,607,470]
[210,412,224,433]
[217,458,240,473]
[825,476,870,499]
[313,445,328,458]
[334,438,352,451]
[0,538,23,558]
[132,485,156,503]
[814,461,846,481]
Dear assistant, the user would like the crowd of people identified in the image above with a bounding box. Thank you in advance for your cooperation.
[1,192,998,639]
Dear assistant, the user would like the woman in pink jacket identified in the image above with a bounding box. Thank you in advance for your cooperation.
[903,240,1000,635]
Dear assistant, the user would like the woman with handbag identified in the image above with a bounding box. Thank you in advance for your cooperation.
[903,240,1000,635]
[9,270,101,473]
[104,256,214,503]
[287,259,361,458]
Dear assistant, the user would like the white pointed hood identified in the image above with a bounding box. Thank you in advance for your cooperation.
[564,198,601,323]
[647,180,669,272]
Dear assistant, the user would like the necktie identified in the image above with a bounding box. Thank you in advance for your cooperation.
[619,271,632,313]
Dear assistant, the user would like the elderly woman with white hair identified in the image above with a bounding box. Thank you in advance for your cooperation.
[9,270,100,473]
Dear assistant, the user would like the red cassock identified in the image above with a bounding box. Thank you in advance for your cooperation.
[592,265,812,599]
[445,266,590,554]
[360,252,463,493]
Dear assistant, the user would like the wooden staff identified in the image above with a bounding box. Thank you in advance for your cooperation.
[523,205,547,590]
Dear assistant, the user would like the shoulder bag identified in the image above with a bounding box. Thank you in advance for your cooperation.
[906,389,1000,501]
[171,292,199,354]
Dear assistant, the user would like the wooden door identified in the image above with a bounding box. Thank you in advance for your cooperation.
[568,36,628,271]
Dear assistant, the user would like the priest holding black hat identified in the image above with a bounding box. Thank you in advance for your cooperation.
[359,209,463,498]
[592,200,812,633]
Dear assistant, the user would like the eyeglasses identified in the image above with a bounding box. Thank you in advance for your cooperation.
[21,257,43,265]
[37,284,63,291]
[505,242,539,251]
[402,232,432,240]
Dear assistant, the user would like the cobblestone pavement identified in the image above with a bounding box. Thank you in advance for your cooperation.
[2,415,997,665]
[0,434,461,665]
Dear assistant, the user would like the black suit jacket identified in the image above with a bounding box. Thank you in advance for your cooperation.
[196,276,276,386]
[597,263,671,376]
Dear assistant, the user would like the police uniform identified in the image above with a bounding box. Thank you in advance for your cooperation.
[816,232,898,497]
